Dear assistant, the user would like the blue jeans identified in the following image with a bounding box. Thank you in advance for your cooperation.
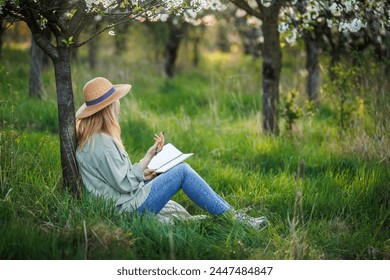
[137,163,232,215]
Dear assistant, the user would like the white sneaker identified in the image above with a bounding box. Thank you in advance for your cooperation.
[233,212,268,230]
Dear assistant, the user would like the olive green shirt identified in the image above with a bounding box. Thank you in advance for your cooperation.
[76,133,152,212]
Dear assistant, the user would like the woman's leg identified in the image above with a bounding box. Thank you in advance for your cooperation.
[137,163,232,215]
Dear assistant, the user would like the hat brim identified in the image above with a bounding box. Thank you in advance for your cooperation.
[76,84,131,119]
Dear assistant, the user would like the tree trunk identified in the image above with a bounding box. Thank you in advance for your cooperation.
[23,9,84,197]
[305,36,320,107]
[235,15,262,58]
[217,23,230,52]
[164,19,185,78]
[114,22,130,56]
[193,33,200,67]
[385,28,390,76]
[261,11,282,134]
[88,21,101,70]
[42,28,52,70]
[326,29,341,81]
[0,21,4,60]
[29,36,45,98]
[88,37,98,70]
[53,47,81,196]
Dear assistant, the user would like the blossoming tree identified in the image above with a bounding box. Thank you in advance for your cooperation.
[229,0,389,132]
[229,0,286,134]
[148,1,226,77]
[0,0,214,195]
[278,0,389,104]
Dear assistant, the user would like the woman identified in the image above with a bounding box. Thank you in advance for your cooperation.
[75,77,267,229]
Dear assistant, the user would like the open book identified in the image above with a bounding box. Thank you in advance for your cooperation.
[148,143,194,173]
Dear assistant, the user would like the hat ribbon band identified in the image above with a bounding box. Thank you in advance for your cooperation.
[85,87,116,106]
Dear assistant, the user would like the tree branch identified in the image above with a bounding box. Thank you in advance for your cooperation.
[22,12,59,61]
[69,1,91,44]
[74,0,162,48]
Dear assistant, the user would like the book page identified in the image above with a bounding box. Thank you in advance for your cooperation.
[148,143,193,173]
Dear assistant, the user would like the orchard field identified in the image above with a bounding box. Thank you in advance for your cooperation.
[0,20,389,260]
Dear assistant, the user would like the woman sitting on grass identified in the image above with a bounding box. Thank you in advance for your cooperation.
[75,77,267,229]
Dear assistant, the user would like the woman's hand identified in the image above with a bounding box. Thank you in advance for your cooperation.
[155,131,165,153]
[146,132,165,158]
[144,168,157,181]
[139,132,165,170]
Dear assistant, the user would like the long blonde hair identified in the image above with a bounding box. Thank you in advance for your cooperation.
[76,101,124,150]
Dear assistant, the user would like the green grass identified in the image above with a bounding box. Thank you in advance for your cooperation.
[0,40,389,260]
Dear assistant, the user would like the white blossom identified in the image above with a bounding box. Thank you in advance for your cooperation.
[164,0,185,13]
[247,16,262,28]
[307,2,320,20]
[159,13,170,22]
[338,18,366,33]
[348,18,366,32]
[185,8,198,19]
[190,0,225,13]
[235,9,247,18]
[190,0,206,12]
[260,0,272,8]
[329,3,342,16]
[343,0,355,13]
[278,22,289,33]
[108,30,115,36]
[285,28,297,44]
[84,0,118,13]
[338,21,349,33]
[327,19,334,28]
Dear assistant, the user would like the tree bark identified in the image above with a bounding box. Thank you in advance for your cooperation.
[305,36,320,107]
[217,23,230,52]
[325,28,341,81]
[53,47,81,196]
[29,36,45,98]
[42,28,52,70]
[193,33,200,67]
[88,36,98,70]
[114,22,130,56]
[25,21,81,195]
[235,15,262,58]
[88,21,101,70]
[164,19,185,78]
[261,11,282,134]
[385,28,390,76]
[0,21,4,60]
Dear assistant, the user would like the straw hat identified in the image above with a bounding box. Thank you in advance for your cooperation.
[76,77,132,119]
